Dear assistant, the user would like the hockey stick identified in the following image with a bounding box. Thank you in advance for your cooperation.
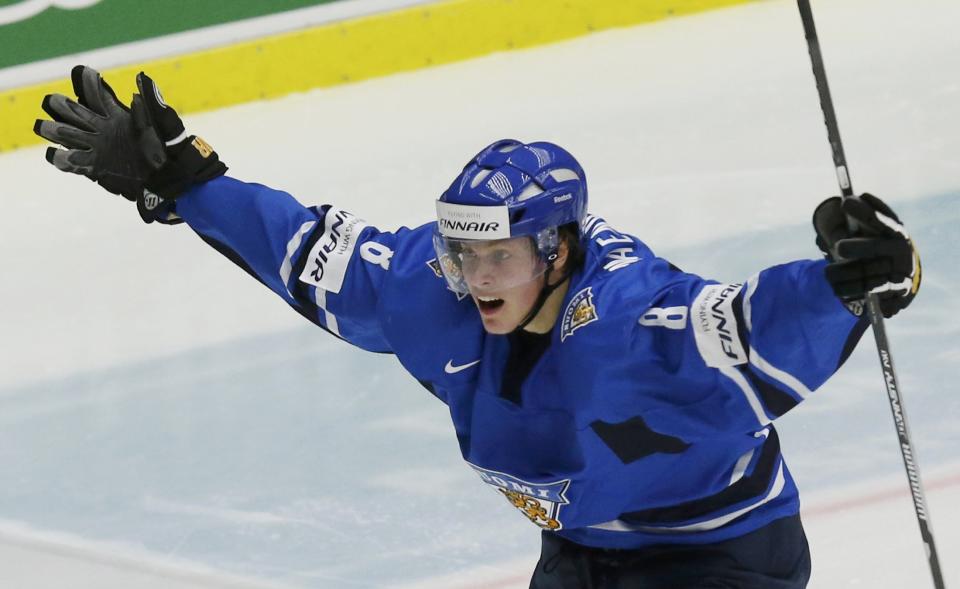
[796,2,945,587]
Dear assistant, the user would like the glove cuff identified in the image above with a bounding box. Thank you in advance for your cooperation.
[137,189,183,225]
[145,135,227,200]
[812,196,845,259]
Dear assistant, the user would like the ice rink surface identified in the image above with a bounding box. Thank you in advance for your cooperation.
[0,0,957,587]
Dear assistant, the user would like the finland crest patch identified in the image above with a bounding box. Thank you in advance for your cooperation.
[426,257,444,278]
[561,287,598,342]
[468,463,571,530]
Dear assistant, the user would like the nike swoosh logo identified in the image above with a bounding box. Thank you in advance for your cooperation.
[444,359,481,374]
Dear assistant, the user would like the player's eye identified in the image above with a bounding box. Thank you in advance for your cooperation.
[491,250,511,263]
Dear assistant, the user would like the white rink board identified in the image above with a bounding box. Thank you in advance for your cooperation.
[0,0,958,587]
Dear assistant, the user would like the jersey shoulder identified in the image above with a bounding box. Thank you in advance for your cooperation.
[376,219,484,323]
[578,214,694,293]
[563,215,693,335]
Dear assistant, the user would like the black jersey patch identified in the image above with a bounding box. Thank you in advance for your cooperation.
[590,416,690,464]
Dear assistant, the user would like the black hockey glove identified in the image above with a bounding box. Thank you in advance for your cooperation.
[34,65,227,224]
[34,66,146,201]
[813,193,921,318]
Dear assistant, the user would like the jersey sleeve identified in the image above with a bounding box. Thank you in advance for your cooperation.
[628,257,869,439]
[173,175,406,353]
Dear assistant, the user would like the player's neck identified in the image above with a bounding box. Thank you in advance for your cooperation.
[522,278,571,334]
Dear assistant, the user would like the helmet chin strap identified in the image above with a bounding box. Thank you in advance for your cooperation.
[514,263,571,332]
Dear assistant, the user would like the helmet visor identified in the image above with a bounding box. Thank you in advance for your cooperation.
[432,233,549,295]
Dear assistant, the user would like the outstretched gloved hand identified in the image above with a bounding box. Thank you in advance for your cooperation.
[34,65,227,223]
[813,193,921,318]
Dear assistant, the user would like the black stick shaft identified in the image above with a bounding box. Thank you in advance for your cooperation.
[797,0,854,198]
[797,2,945,588]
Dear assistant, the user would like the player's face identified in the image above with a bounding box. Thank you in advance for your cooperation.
[459,238,546,333]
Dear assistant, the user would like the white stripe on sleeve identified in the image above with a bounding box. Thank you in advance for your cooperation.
[719,366,772,427]
[314,287,341,337]
[749,347,812,400]
[742,272,760,333]
[280,221,318,290]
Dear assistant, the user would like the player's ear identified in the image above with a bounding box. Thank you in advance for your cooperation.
[550,239,569,283]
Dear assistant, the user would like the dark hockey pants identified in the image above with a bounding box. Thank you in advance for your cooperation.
[529,514,811,589]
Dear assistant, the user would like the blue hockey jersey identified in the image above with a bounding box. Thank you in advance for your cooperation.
[175,176,868,549]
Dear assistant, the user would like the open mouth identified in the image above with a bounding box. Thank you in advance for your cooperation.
[476,296,505,313]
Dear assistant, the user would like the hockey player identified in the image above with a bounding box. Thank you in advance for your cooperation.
[34,67,921,588]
